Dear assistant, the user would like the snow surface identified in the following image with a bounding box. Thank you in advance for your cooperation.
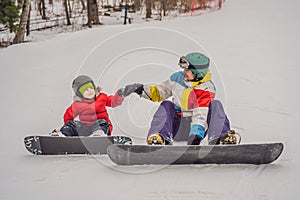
[1,0,300,199]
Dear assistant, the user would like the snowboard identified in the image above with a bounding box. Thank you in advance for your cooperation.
[107,143,283,165]
[24,135,132,155]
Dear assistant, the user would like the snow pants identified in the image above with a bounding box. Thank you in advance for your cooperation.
[60,119,110,137]
[147,100,230,144]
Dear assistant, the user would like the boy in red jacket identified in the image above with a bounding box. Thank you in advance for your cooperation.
[52,75,140,137]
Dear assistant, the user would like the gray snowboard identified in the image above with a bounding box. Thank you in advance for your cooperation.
[24,135,132,155]
[107,143,283,165]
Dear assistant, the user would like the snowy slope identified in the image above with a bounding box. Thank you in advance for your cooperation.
[1,0,300,199]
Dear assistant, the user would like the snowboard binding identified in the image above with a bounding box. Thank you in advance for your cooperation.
[208,130,241,145]
[220,130,241,145]
[147,133,165,145]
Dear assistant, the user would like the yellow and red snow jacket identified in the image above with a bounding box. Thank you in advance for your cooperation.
[141,71,215,133]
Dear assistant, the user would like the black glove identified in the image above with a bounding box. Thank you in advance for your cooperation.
[117,88,125,96]
[122,83,144,97]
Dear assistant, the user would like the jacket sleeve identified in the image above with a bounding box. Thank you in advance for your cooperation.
[105,92,124,108]
[63,104,78,124]
[141,80,173,102]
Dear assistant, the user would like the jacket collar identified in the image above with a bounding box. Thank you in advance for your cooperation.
[184,70,212,88]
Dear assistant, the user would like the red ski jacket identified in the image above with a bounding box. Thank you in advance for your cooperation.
[63,92,124,133]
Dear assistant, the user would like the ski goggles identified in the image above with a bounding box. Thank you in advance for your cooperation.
[178,56,191,69]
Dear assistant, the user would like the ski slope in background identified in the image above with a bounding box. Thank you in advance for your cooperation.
[1,0,300,199]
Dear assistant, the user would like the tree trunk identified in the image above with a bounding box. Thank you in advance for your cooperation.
[37,0,41,14]
[41,0,47,19]
[67,0,72,17]
[26,5,31,36]
[145,0,152,19]
[80,0,86,11]
[87,0,100,28]
[13,0,31,44]
[91,0,100,24]
[161,0,167,16]
[87,0,92,27]
[134,0,141,11]
[64,0,71,25]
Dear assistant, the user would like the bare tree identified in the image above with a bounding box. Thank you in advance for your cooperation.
[91,0,100,24]
[13,0,31,44]
[63,0,71,25]
[67,0,72,17]
[160,0,167,16]
[80,0,86,12]
[41,0,47,19]
[26,5,31,36]
[180,0,191,13]
[87,0,100,28]
[145,0,152,18]
[134,0,141,11]
[36,0,47,19]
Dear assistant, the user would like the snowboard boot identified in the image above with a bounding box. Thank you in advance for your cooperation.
[90,130,106,137]
[147,133,165,145]
[208,130,241,145]
[50,129,66,137]
[187,135,202,145]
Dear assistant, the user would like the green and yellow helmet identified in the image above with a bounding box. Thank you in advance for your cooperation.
[178,52,210,82]
[72,75,95,98]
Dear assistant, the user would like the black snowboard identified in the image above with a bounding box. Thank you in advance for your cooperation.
[24,135,132,155]
[107,143,283,165]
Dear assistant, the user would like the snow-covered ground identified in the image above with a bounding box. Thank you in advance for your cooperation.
[1,0,300,199]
